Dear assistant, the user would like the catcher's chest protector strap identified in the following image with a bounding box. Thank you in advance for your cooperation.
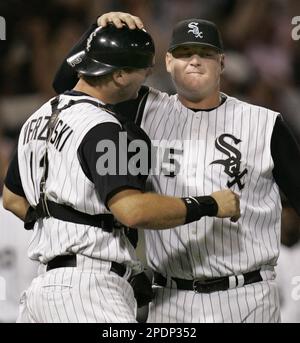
[27,96,116,232]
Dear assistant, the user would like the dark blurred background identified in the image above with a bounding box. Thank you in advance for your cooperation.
[0,0,300,322]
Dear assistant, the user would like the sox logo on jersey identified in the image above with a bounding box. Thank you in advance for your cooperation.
[210,133,248,190]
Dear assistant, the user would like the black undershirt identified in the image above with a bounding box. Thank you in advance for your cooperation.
[5,150,25,197]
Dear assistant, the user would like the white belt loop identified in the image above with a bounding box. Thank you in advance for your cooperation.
[236,274,245,287]
[228,275,236,289]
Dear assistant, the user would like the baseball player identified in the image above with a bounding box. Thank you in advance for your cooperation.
[53,12,300,323]
[3,25,239,323]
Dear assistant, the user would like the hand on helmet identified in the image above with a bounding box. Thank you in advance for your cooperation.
[97,12,144,30]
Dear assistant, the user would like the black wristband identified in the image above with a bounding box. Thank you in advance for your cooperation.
[182,196,218,224]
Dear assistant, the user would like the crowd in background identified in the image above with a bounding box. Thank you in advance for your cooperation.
[0,0,300,322]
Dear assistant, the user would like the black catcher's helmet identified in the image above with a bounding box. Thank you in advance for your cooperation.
[67,24,155,76]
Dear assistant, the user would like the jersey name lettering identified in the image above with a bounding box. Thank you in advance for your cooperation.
[22,115,73,152]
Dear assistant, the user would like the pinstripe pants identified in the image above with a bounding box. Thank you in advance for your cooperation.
[16,266,137,323]
[148,280,281,323]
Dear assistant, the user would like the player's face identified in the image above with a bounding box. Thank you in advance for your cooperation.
[122,67,152,100]
[166,45,224,101]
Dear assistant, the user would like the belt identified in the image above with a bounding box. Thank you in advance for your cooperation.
[154,269,263,294]
[46,255,127,277]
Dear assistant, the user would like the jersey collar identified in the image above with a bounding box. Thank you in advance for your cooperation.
[64,90,90,97]
[188,93,227,112]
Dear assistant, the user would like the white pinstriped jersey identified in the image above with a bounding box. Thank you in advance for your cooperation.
[142,88,281,279]
[17,94,142,273]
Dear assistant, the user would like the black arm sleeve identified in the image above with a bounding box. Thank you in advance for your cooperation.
[52,23,97,94]
[4,150,26,197]
[77,122,146,207]
[271,116,300,215]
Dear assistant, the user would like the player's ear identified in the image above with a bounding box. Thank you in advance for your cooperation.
[112,69,126,86]
[165,52,172,73]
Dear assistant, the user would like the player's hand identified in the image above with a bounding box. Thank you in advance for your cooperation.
[211,189,240,222]
[97,12,144,30]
